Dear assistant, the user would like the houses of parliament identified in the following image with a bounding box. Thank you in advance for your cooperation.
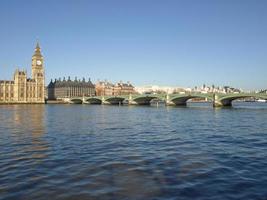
[0,43,45,103]
[0,43,136,104]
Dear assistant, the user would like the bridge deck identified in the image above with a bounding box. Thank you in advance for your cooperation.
[67,93,267,107]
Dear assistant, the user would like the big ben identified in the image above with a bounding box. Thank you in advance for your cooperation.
[31,42,45,103]
[0,43,45,103]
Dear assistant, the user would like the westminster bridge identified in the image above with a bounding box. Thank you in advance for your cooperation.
[65,93,267,107]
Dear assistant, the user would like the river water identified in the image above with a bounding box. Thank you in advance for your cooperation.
[0,102,267,200]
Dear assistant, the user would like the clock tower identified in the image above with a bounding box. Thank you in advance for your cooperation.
[32,42,44,78]
[31,42,45,102]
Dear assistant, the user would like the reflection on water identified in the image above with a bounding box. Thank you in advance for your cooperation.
[0,103,267,200]
[12,105,45,135]
[0,105,49,200]
[11,105,48,160]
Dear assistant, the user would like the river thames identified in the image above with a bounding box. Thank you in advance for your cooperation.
[0,102,267,200]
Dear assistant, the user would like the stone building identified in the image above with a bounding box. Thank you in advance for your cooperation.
[0,43,45,103]
[95,81,114,96]
[47,77,95,100]
[96,80,135,96]
[113,81,135,95]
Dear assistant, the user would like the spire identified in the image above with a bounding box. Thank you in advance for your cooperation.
[36,41,40,49]
[33,41,42,57]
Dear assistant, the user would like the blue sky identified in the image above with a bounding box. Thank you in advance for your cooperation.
[0,0,266,90]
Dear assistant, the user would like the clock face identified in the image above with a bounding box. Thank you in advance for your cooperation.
[36,60,42,65]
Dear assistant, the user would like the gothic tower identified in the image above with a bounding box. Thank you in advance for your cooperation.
[32,42,45,102]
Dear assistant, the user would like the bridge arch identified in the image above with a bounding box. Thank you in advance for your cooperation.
[131,96,160,105]
[85,97,102,105]
[218,94,267,106]
[104,97,125,105]
[168,94,213,106]
[70,99,83,104]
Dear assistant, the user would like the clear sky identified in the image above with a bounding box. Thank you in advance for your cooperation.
[0,0,266,90]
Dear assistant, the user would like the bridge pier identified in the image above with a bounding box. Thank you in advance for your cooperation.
[213,94,232,107]
[213,94,222,107]
[101,96,109,105]
[128,94,137,105]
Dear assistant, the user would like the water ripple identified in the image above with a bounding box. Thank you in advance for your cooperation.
[0,103,267,200]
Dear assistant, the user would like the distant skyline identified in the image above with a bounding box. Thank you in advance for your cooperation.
[0,0,266,90]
